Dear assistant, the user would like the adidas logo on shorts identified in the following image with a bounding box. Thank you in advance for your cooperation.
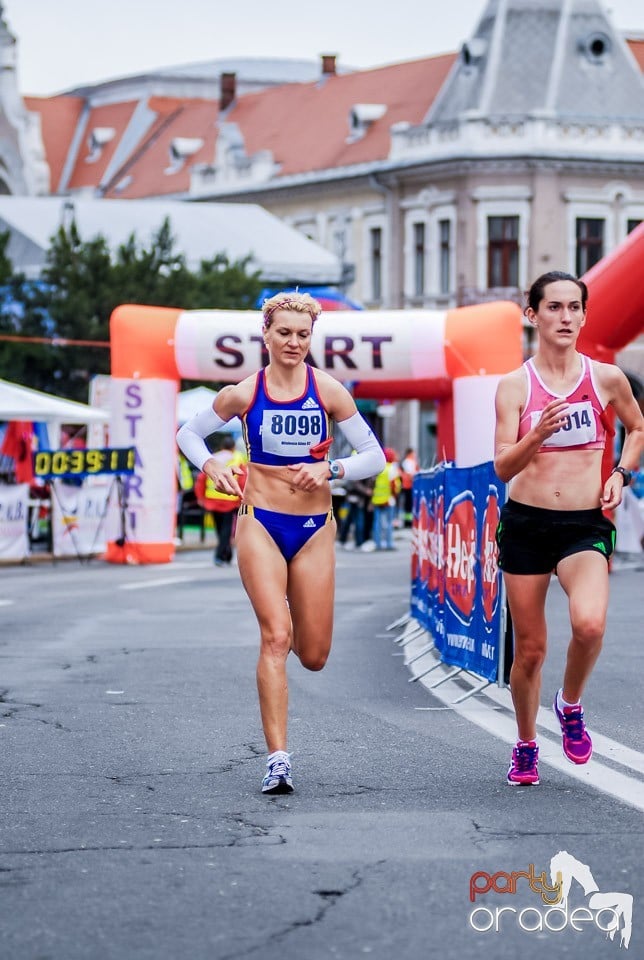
[301,397,319,409]
[303,517,317,528]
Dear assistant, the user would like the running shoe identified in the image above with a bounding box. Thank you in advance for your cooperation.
[553,691,592,764]
[261,752,294,794]
[507,741,540,785]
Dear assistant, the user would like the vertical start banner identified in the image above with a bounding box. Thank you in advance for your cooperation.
[105,378,178,562]
[410,462,505,683]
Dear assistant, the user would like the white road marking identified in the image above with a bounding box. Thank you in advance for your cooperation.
[172,560,218,569]
[119,576,193,591]
[401,630,644,813]
[480,680,644,777]
[0,599,15,607]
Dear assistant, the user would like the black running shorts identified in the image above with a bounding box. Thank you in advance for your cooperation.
[495,499,616,575]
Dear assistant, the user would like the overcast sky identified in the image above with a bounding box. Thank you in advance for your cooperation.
[7,0,644,96]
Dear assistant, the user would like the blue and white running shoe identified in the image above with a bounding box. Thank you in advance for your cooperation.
[261,751,294,794]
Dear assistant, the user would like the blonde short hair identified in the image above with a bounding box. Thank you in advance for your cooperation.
[262,291,322,329]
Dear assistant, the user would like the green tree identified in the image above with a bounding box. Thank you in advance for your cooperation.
[0,217,263,401]
[0,229,12,284]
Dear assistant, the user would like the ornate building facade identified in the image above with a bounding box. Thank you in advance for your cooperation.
[6,0,644,459]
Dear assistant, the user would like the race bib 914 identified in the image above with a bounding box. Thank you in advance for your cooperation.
[532,400,597,448]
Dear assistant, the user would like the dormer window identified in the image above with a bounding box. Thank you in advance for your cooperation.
[348,103,386,142]
[85,127,115,163]
[461,38,487,66]
[579,32,611,64]
[165,137,204,175]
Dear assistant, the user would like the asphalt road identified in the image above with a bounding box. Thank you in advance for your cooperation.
[1,539,642,960]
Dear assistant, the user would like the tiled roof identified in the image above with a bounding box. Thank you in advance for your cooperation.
[231,55,456,176]
[102,97,218,198]
[626,37,644,71]
[23,94,85,193]
[24,32,644,201]
[26,55,455,199]
[65,100,140,190]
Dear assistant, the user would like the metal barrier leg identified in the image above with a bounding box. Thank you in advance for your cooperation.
[393,624,426,647]
[429,667,463,689]
[406,642,435,666]
[387,612,411,632]
[408,660,444,682]
[452,679,491,704]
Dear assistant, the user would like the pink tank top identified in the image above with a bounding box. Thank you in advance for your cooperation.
[517,354,608,452]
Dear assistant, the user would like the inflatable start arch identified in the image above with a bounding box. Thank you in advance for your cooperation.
[105,301,523,563]
[105,221,644,563]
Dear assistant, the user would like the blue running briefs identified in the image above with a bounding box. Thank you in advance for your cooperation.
[239,504,332,562]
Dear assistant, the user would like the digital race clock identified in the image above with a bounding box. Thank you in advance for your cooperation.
[33,447,137,480]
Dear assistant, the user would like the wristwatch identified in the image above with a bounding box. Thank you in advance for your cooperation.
[610,466,633,486]
[328,460,342,480]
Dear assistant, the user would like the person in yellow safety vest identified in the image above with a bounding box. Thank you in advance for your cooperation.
[195,435,247,566]
[370,448,401,550]
[177,453,194,492]
[399,447,418,528]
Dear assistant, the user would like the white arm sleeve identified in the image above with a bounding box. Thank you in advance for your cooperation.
[335,412,386,482]
[176,407,230,471]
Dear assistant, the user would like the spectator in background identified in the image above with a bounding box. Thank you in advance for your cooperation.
[371,448,401,551]
[194,435,246,566]
[330,475,348,526]
[338,475,374,549]
[400,447,419,528]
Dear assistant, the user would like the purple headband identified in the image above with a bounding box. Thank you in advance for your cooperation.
[263,298,317,324]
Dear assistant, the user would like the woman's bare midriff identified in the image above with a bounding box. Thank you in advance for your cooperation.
[509,448,604,510]
[242,461,333,514]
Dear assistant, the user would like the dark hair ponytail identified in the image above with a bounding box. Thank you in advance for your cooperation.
[526,271,588,314]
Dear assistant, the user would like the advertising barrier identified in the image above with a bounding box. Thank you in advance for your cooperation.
[51,479,111,558]
[0,482,29,561]
[410,462,506,683]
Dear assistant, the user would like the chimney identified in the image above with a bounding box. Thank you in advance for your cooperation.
[219,72,236,111]
[321,54,337,77]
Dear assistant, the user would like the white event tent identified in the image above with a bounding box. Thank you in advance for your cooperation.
[0,196,341,283]
[0,378,109,425]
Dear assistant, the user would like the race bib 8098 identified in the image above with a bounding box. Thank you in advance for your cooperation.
[260,409,324,457]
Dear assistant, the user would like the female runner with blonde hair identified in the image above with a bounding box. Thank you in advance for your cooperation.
[177,292,386,793]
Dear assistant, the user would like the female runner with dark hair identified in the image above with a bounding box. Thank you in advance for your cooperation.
[494,271,644,786]
[177,292,386,793]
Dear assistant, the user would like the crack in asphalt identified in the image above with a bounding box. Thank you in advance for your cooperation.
[0,838,282,856]
[471,821,644,838]
[1,812,288,859]
[216,867,371,960]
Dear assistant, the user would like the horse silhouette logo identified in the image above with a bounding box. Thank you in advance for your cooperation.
[550,850,633,949]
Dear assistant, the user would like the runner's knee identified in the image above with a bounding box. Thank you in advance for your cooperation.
[513,640,546,675]
[298,648,329,672]
[571,612,605,647]
[260,626,291,660]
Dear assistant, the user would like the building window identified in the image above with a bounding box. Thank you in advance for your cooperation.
[627,219,642,234]
[370,227,382,301]
[487,216,519,287]
[413,223,425,297]
[439,219,451,295]
[575,218,604,274]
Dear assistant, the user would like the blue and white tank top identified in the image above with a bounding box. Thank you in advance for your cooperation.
[242,365,331,465]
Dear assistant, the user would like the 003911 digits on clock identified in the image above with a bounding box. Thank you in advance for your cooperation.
[33,447,136,480]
